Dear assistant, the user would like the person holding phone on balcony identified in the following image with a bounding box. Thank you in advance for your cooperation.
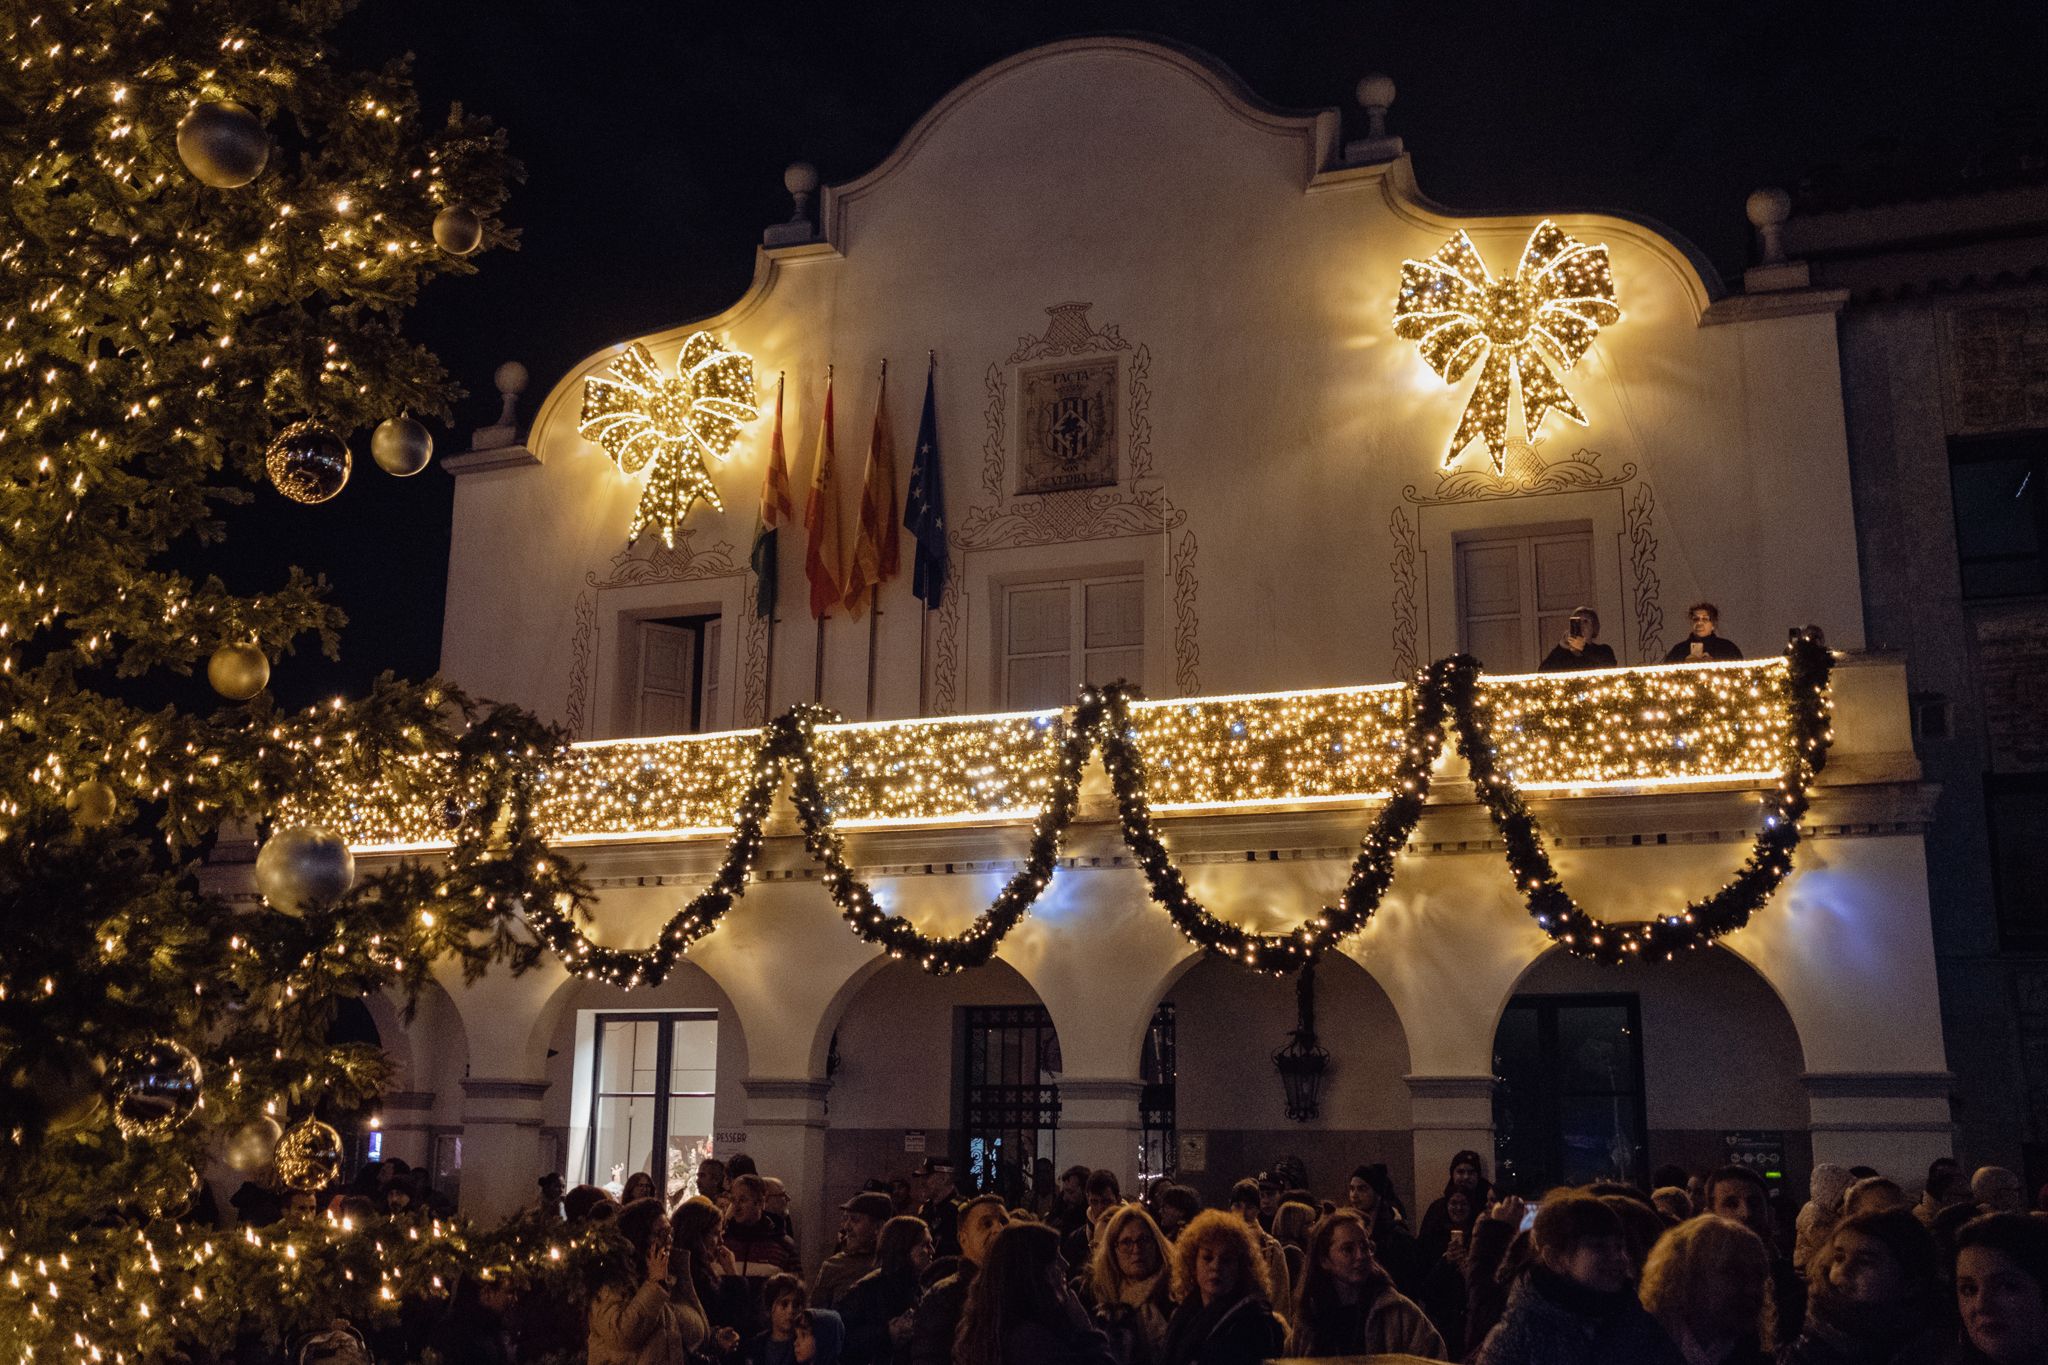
[1664,603,1744,663]
[1539,608,1618,672]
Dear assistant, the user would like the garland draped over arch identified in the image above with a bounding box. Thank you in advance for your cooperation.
[451,638,1833,985]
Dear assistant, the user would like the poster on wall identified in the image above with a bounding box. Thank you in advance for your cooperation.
[1019,358,1119,493]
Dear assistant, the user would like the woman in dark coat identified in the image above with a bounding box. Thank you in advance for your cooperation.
[1416,1150,1494,1268]
[1285,1209,1445,1359]
[954,1221,1118,1365]
[1346,1162,1424,1295]
[1469,1192,1679,1365]
[836,1214,931,1365]
[1157,1210,1287,1365]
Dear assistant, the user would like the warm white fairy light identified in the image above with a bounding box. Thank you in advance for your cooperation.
[288,660,1797,850]
[1394,219,1622,471]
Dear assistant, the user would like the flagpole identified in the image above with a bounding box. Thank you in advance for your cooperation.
[760,371,785,723]
[813,364,833,705]
[863,358,888,719]
[917,349,936,715]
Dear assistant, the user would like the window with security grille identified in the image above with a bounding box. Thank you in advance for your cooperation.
[1139,1003,1177,1183]
[961,1005,1061,1195]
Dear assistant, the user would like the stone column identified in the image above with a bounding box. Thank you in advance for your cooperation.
[1406,1074,1496,1213]
[1804,1071,1955,1180]
[1055,1078,1147,1194]
[742,1078,833,1271]
[459,1077,551,1223]
[376,1089,436,1169]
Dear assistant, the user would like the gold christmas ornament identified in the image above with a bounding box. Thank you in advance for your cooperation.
[265,420,351,504]
[274,1118,344,1191]
[66,778,118,828]
[174,100,269,189]
[207,640,271,700]
[111,1040,203,1139]
[371,414,434,476]
[432,205,483,255]
[579,334,760,547]
[254,826,356,915]
[1394,219,1621,472]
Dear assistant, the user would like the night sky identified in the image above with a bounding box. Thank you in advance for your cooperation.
[249,0,2045,707]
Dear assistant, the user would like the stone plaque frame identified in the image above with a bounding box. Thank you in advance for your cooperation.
[1018,357,1119,494]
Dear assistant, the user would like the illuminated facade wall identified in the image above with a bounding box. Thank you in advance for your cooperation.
[359,39,1945,1241]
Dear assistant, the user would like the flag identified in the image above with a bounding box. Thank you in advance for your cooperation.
[844,366,900,618]
[749,375,793,618]
[802,370,844,620]
[904,366,947,609]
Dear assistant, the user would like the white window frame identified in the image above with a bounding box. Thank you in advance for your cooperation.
[958,537,1169,714]
[1453,520,1597,673]
[999,573,1147,709]
[593,574,748,739]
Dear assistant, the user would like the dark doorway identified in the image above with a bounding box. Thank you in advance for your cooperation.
[1493,993,1648,1193]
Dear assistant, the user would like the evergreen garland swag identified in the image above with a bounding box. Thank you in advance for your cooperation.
[513,637,1835,983]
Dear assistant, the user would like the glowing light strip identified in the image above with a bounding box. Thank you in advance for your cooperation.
[288,660,1794,850]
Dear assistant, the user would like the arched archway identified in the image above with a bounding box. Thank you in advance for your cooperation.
[1164,950,1413,1207]
[822,956,1055,1210]
[1489,944,1808,1197]
[541,961,749,1200]
[362,979,470,1191]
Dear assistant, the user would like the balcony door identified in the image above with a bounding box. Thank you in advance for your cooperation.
[1456,524,1594,673]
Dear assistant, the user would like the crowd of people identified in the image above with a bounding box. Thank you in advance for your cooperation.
[347,1147,2048,1365]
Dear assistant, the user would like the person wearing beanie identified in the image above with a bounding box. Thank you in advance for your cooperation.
[1797,1165,1855,1274]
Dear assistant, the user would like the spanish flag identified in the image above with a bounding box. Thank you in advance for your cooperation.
[845,364,900,619]
[802,369,845,620]
[749,374,793,617]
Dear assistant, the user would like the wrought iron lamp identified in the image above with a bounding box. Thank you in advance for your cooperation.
[1273,963,1331,1122]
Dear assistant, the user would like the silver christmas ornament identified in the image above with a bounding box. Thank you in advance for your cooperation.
[207,640,271,700]
[66,778,118,828]
[220,1115,283,1174]
[254,827,355,915]
[112,1040,203,1139]
[274,1118,344,1191]
[432,206,483,255]
[265,421,351,504]
[175,100,269,189]
[371,415,434,476]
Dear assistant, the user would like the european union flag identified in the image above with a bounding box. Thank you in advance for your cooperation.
[904,367,947,608]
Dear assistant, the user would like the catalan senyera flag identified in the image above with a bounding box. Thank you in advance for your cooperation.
[802,370,845,620]
[749,375,794,618]
[844,366,900,619]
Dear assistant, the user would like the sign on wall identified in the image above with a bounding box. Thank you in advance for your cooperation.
[1019,358,1119,493]
[1722,1129,1785,1182]
[1177,1132,1208,1173]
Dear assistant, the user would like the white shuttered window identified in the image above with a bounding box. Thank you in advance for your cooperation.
[1003,576,1144,709]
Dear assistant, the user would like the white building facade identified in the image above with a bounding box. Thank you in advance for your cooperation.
[301,39,1950,1257]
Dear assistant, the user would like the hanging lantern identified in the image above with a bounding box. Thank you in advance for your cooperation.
[1272,962,1330,1123]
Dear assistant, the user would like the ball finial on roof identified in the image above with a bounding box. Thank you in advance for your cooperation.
[1356,73,1397,111]
[784,161,820,197]
[1746,187,1792,229]
[495,360,530,397]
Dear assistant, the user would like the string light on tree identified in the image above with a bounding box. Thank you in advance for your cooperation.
[578,334,761,547]
[1394,219,1622,471]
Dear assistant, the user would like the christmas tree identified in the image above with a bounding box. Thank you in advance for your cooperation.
[0,0,606,1354]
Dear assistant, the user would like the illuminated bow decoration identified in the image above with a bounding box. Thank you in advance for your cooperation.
[1394,220,1622,472]
[580,333,760,546]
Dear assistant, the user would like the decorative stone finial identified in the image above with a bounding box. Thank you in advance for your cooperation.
[1741,188,1811,293]
[494,360,529,427]
[1344,73,1404,166]
[766,161,822,246]
[1356,73,1397,139]
[1746,187,1792,264]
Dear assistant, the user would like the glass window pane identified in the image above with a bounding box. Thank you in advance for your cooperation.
[1952,457,2041,558]
[1460,544,1521,615]
[1992,781,2048,943]
[1558,1095,1644,1186]
[1084,647,1144,690]
[1008,655,1073,710]
[1007,587,1072,655]
[1533,536,1593,611]
[1558,1005,1635,1092]
[1084,580,1143,648]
